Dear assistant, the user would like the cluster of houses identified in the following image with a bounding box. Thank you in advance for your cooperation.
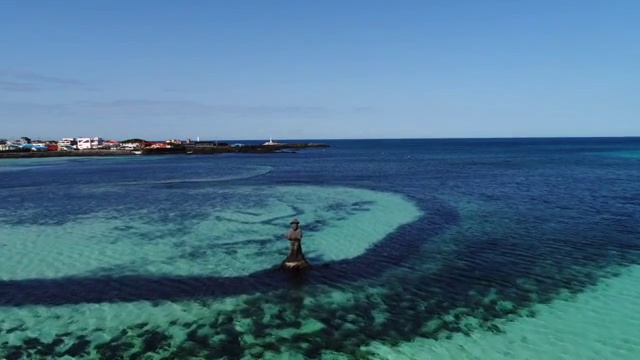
[0,137,188,152]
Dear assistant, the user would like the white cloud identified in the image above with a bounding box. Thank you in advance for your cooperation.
[0,99,329,118]
[0,68,88,92]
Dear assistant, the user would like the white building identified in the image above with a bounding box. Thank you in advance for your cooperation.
[77,137,104,150]
[120,141,142,150]
[263,137,284,145]
[59,138,77,147]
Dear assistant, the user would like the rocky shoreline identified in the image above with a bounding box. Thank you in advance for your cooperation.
[0,143,329,159]
[0,150,135,159]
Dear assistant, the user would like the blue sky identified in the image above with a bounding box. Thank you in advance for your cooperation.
[1,0,639,140]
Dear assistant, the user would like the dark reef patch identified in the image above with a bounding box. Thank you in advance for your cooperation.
[61,337,91,357]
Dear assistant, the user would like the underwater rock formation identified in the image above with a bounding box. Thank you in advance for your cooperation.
[281,243,311,270]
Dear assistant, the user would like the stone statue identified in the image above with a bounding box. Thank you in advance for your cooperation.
[282,218,310,270]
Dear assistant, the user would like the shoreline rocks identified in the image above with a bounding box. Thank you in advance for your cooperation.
[0,143,330,159]
[0,150,135,158]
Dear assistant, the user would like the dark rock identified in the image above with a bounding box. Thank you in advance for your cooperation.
[142,330,170,353]
[22,337,44,350]
[96,340,135,360]
[304,343,324,359]
[261,342,280,352]
[37,337,65,357]
[129,351,144,360]
[185,328,210,348]
[217,334,243,359]
[62,338,91,357]
[488,323,504,334]
[5,326,25,334]
[170,343,200,358]
[5,350,24,360]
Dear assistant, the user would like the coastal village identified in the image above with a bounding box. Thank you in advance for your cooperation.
[1,136,214,152]
[0,136,328,157]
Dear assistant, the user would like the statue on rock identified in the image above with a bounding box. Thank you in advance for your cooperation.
[282,218,310,270]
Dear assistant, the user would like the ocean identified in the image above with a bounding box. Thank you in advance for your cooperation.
[1,138,639,359]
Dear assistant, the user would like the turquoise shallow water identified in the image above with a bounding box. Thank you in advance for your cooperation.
[1,138,640,359]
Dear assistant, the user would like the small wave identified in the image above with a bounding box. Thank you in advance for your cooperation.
[0,166,28,173]
[0,164,59,173]
[115,166,274,186]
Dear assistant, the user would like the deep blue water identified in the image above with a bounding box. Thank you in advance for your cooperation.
[1,137,640,358]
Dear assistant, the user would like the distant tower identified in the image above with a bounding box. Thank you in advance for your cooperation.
[197,136,200,142]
